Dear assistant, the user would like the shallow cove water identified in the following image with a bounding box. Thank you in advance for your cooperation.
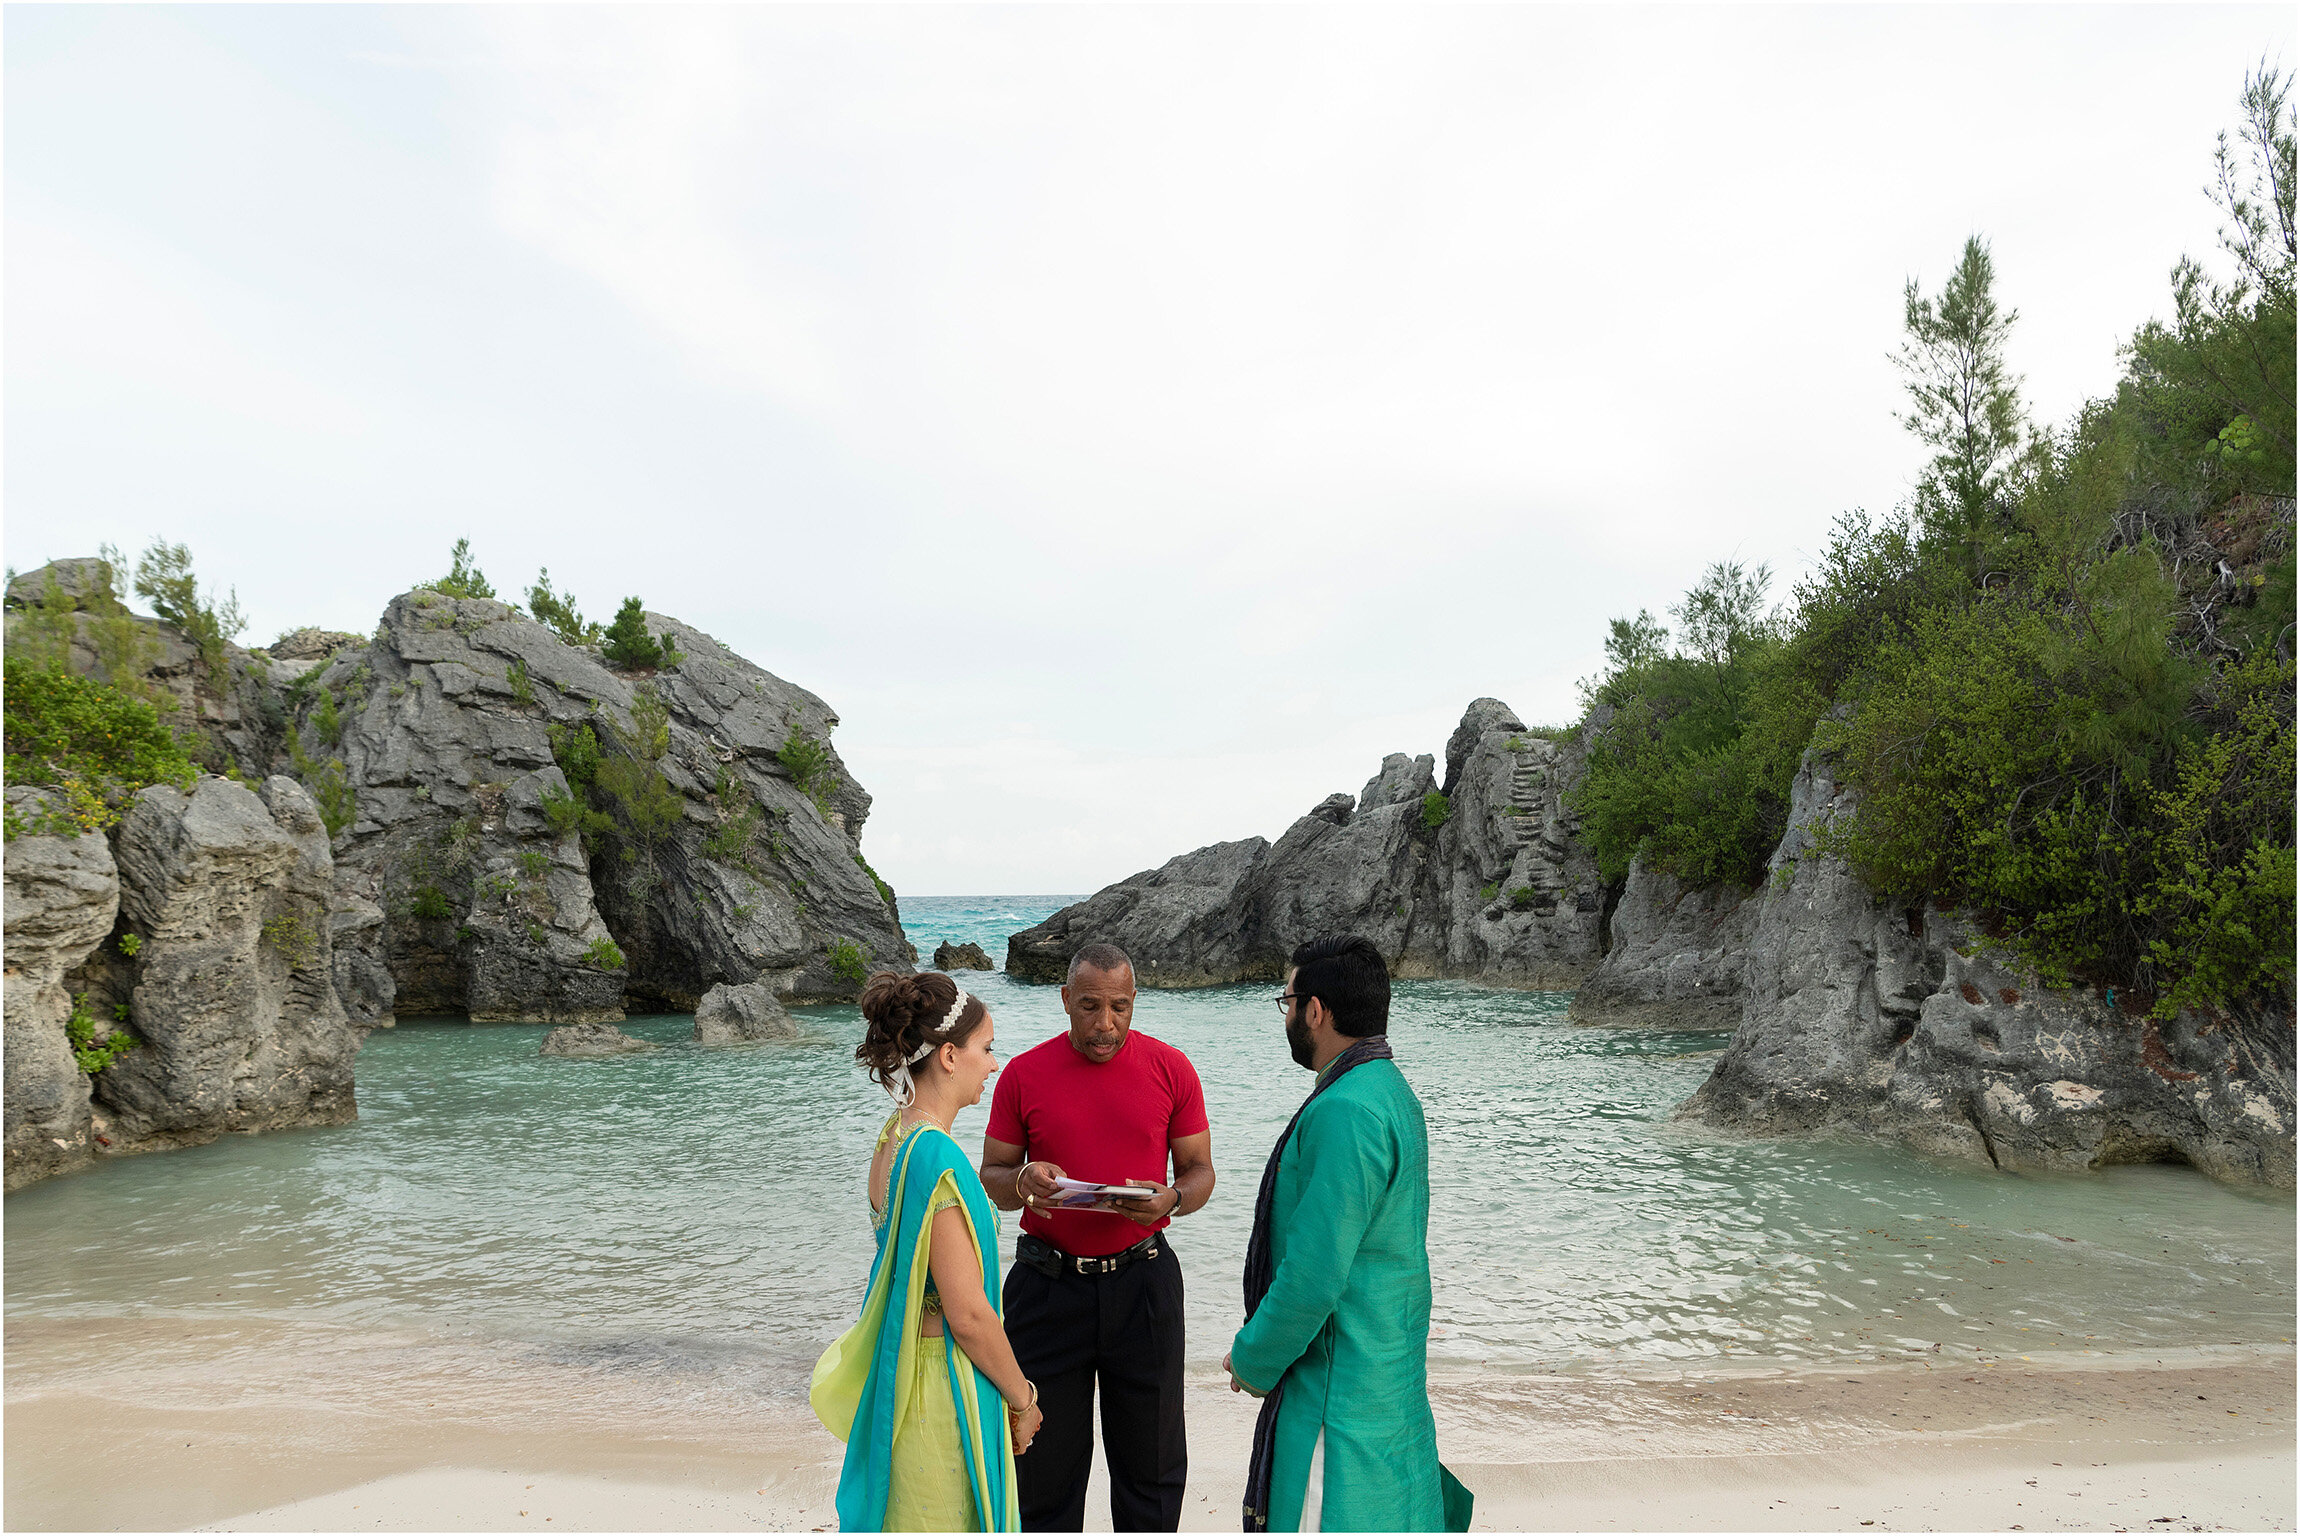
[6,896,2291,1421]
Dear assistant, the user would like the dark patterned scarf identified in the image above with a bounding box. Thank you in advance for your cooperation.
[1240,1033,1392,1532]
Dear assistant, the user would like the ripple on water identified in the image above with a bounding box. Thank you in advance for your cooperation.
[6,920,2291,1395]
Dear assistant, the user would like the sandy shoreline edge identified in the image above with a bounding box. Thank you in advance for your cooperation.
[6,1323,2291,1533]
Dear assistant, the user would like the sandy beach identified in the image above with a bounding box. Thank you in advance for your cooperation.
[5,1313,2289,1532]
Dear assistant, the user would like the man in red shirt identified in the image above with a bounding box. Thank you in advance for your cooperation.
[981,942,1217,1532]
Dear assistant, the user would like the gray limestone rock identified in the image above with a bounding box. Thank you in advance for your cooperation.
[6,558,117,610]
[1416,714,1606,988]
[693,980,799,1044]
[95,776,360,1155]
[2,790,122,1189]
[540,1021,657,1057]
[328,889,397,1029]
[1005,699,1605,990]
[1358,754,1437,813]
[267,628,364,662]
[932,941,993,972]
[1007,838,1270,985]
[303,589,908,1023]
[1679,747,2297,1188]
[1568,859,1757,1027]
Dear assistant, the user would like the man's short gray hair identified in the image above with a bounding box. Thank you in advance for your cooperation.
[1067,942,1134,983]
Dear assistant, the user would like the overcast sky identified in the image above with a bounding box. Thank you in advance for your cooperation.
[7,5,2290,896]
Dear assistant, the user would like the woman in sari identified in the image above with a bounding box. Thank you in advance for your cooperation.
[813,971,1044,1532]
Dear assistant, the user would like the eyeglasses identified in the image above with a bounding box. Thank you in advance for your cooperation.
[1273,992,1302,1012]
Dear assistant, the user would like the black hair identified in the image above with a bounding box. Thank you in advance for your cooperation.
[1288,933,1390,1037]
[1067,942,1135,983]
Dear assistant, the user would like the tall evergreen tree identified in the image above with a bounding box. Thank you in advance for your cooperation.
[1894,236,2035,563]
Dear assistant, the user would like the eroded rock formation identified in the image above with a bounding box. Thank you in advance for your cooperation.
[1007,700,1605,987]
[1678,748,2296,1187]
[932,941,993,972]
[85,777,361,1155]
[693,980,798,1044]
[1566,860,1755,1028]
[2,790,121,1189]
[302,590,909,1015]
[540,1022,656,1057]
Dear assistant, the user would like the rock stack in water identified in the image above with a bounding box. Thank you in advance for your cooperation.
[932,941,992,971]
[1005,698,1605,988]
[309,591,908,1019]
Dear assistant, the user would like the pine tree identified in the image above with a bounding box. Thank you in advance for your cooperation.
[1894,237,2037,565]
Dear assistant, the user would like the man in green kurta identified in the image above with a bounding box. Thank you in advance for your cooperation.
[1223,934,1470,1534]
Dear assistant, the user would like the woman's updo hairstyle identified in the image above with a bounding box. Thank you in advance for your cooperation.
[856,970,989,1091]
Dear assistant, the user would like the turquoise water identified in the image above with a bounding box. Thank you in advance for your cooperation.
[5,896,2291,1410]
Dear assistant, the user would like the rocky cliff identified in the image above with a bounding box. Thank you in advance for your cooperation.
[4,559,911,1190]
[1007,698,1607,987]
[1672,747,2296,1188]
[4,777,365,1189]
[305,590,909,1016]
[2,789,120,1189]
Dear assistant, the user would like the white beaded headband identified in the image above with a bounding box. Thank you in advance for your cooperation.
[889,988,974,1105]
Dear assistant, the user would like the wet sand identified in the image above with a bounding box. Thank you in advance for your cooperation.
[4,1314,2290,1532]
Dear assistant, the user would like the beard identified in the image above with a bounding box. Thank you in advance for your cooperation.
[1285,1013,1315,1069]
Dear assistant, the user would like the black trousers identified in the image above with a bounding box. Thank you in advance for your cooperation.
[1002,1235,1188,1533]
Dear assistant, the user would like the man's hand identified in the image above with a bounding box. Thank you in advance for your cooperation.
[1095,1180,1179,1226]
[1015,1160,1067,1211]
[1222,1350,1265,1398]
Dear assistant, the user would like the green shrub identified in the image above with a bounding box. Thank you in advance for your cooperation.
[519,849,550,878]
[541,783,610,849]
[65,992,138,1075]
[2,661,197,837]
[548,720,604,793]
[527,569,602,647]
[581,936,626,970]
[409,886,453,920]
[261,911,318,965]
[1508,886,1538,911]
[11,550,163,700]
[312,686,343,746]
[288,737,358,839]
[601,598,680,671]
[1479,883,1498,901]
[777,728,837,812]
[133,540,246,673]
[624,686,670,761]
[423,538,497,601]
[826,938,867,984]
[507,660,535,709]
[118,932,142,958]
[526,922,549,946]
[595,756,683,847]
[1419,791,1451,829]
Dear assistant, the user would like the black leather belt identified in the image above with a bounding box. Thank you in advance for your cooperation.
[1018,1231,1162,1278]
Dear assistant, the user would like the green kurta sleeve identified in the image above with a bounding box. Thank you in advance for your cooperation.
[1228,1091,1396,1394]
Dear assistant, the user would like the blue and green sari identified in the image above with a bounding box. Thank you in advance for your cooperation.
[811,1119,1020,1533]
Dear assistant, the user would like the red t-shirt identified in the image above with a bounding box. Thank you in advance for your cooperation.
[986,1028,1209,1257]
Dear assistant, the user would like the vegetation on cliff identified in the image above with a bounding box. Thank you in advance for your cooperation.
[1574,66,2297,1018]
[2,660,195,841]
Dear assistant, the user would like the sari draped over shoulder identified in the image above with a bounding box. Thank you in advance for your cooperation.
[811,1118,1020,1534]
